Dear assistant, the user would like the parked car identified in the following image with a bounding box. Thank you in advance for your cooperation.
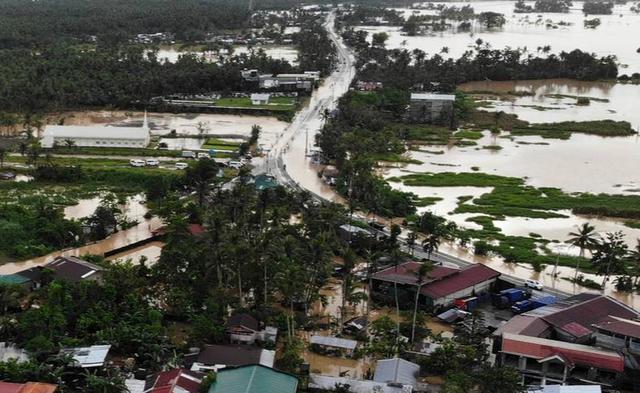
[228,160,243,169]
[145,159,160,167]
[175,162,189,170]
[129,159,145,167]
[181,151,196,159]
[524,279,543,290]
[197,152,210,159]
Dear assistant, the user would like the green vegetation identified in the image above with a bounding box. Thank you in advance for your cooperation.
[414,196,444,207]
[624,220,640,229]
[47,146,183,157]
[512,120,636,138]
[400,172,521,187]
[454,130,484,140]
[371,152,422,164]
[215,96,296,111]
[562,275,603,289]
[201,138,243,152]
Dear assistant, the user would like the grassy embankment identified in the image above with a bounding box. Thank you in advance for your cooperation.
[215,96,296,111]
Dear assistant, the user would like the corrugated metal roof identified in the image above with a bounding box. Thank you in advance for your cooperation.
[410,93,455,101]
[43,125,149,140]
[0,274,31,285]
[373,358,419,386]
[250,93,271,101]
[209,365,297,393]
[62,344,111,368]
[310,374,410,393]
[593,316,640,339]
[310,335,358,350]
[421,264,500,298]
[372,261,458,285]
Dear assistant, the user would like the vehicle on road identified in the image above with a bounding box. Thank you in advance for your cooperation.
[228,160,244,169]
[129,159,145,167]
[197,152,210,159]
[175,162,188,170]
[145,159,160,167]
[182,151,196,159]
[524,279,544,290]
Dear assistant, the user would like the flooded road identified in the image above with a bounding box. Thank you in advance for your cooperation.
[358,1,640,73]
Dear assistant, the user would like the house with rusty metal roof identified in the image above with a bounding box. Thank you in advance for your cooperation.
[371,261,500,309]
[142,368,203,393]
[0,382,57,393]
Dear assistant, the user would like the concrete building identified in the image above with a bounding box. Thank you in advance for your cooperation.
[406,93,455,125]
[250,93,270,105]
[42,114,150,148]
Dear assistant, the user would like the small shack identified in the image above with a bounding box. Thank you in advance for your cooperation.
[251,93,271,105]
[310,335,358,357]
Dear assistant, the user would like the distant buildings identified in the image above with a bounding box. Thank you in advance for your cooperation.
[41,114,150,149]
[371,261,500,309]
[406,93,455,125]
[493,293,640,388]
[242,69,320,92]
[355,81,383,91]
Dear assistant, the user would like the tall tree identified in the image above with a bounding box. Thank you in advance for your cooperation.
[591,231,629,287]
[411,262,433,344]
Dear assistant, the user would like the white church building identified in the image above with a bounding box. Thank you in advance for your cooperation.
[42,114,151,149]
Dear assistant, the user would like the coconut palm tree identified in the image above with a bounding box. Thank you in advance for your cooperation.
[406,231,418,256]
[411,262,434,344]
[422,233,441,260]
[592,231,629,287]
[568,222,600,280]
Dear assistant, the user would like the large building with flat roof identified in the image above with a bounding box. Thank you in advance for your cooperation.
[42,114,150,148]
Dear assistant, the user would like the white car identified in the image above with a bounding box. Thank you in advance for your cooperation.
[524,279,543,291]
[175,162,188,170]
[145,159,160,167]
[129,159,145,167]
[197,152,210,159]
[228,160,243,169]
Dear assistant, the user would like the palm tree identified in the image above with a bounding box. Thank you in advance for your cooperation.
[406,232,418,256]
[591,231,629,287]
[422,233,441,260]
[411,263,434,344]
[390,248,404,345]
[568,222,600,280]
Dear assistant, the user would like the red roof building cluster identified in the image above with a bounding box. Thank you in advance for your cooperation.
[144,369,202,393]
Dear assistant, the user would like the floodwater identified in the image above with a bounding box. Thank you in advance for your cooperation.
[358,1,640,72]
[0,195,162,274]
[459,79,640,126]
[107,241,164,266]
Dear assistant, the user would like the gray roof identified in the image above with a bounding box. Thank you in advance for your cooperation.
[61,344,111,368]
[250,93,271,101]
[410,93,455,101]
[339,224,371,235]
[374,358,420,386]
[310,375,410,393]
[310,335,358,350]
[43,125,149,140]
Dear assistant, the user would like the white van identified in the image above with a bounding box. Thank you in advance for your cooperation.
[524,279,543,290]
[129,159,145,167]
[228,160,243,169]
[145,159,160,167]
[197,152,210,159]
[175,162,189,170]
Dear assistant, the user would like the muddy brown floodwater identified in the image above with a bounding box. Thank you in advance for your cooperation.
[358,1,640,73]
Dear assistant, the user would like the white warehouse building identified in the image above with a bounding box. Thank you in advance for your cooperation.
[41,115,150,149]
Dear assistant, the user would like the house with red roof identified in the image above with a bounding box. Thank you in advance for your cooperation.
[494,293,640,389]
[142,369,203,393]
[371,261,500,309]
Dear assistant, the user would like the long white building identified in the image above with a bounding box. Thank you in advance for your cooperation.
[41,114,150,148]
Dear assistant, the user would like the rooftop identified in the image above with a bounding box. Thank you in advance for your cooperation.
[0,382,57,393]
[410,93,455,101]
[60,344,111,368]
[250,93,271,101]
[227,313,259,332]
[43,124,149,140]
[310,335,358,350]
[195,344,273,368]
[17,256,104,284]
[420,264,500,298]
[373,357,420,386]
[502,333,624,373]
[310,374,410,393]
[372,261,458,285]
[208,365,298,393]
[593,315,640,339]
[144,368,202,393]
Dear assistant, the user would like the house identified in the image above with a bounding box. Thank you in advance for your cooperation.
[371,261,500,309]
[0,274,33,290]
[309,335,358,357]
[374,357,420,387]
[406,93,455,125]
[41,113,150,149]
[187,344,275,372]
[258,73,317,92]
[143,369,203,393]
[11,256,105,289]
[0,382,57,393]
[500,333,624,387]
[250,93,270,105]
[338,224,372,242]
[309,374,411,393]
[494,294,640,388]
[343,316,368,335]
[60,344,111,368]
[226,313,260,344]
[208,364,298,393]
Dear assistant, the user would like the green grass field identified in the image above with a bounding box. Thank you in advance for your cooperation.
[215,96,296,111]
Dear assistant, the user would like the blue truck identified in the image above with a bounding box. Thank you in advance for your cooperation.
[492,288,531,309]
[511,295,557,314]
